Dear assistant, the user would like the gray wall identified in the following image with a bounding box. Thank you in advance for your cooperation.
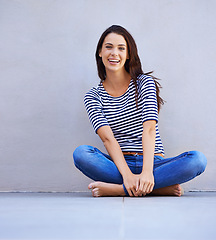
[0,0,215,192]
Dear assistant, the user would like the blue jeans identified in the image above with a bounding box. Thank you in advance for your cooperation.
[73,145,207,195]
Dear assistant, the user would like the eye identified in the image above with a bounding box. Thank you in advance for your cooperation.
[119,47,125,51]
[105,46,112,49]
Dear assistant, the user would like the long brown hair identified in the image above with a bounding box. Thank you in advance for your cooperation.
[95,25,164,112]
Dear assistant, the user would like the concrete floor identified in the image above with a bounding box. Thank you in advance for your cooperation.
[0,192,215,240]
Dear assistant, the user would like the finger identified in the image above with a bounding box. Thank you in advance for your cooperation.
[140,185,146,197]
[149,183,154,193]
[146,182,154,193]
[133,182,140,196]
[137,183,144,196]
[132,187,139,197]
[144,183,152,195]
[146,184,152,194]
[128,189,132,197]
[142,182,148,194]
[148,183,155,194]
[138,191,143,197]
[132,189,138,197]
[136,187,142,197]
[135,184,141,196]
[127,188,134,197]
[136,180,139,192]
[136,186,141,195]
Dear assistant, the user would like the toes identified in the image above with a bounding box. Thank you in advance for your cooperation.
[172,184,182,196]
[174,184,181,192]
[88,182,99,190]
[92,188,100,197]
[88,183,94,190]
[89,182,102,189]
[175,190,181,197]
[176,185,184,196]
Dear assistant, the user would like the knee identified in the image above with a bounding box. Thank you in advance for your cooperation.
[73,145,92,168]
[188,151,207,175]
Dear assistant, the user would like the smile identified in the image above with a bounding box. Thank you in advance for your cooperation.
[108,59,120,64]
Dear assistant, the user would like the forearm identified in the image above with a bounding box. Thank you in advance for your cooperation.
[142,128,156,173]
[104,137,142,196]
[97,126,132,178]
[103,138,132,177]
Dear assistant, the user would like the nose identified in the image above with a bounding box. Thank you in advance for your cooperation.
[111,47,118,56]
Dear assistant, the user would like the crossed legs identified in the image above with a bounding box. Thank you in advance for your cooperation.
[73,145,207,197]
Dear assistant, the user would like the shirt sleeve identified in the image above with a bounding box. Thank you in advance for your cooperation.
[84,88,109,133]
[138,75,158,123]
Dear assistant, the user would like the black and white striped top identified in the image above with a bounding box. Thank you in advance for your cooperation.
[84,74,164,155]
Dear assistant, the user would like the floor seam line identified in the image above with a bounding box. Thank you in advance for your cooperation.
[118,197,125,239]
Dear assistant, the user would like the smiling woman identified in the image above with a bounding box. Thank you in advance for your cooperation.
[100,34,128,71]
[73,25,207,197]
[99,33,130,97]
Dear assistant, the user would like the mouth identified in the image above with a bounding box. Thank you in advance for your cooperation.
[108,59,120,64]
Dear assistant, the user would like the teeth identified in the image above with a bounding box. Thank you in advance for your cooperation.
[109,59,120,63]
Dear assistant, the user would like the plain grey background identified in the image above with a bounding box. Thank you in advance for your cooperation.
[0,0,215,192]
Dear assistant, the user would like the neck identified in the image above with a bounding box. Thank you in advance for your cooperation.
[105,69,131,89]
[102,69,131,97]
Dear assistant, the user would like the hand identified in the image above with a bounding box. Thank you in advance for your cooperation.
[136,171,155,196]
[123,172,140,197]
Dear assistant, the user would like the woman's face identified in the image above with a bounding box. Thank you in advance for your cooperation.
[99,33,129,74]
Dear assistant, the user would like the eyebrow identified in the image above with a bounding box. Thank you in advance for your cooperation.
[105,43,126,46]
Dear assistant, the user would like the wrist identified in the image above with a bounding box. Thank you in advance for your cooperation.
[142,168,153,174]
[122,169,133,179]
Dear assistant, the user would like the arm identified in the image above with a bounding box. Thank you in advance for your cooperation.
[136,120,156,196]
[97,125,140,196]
[136,76,159,196]
[84,90,140,196]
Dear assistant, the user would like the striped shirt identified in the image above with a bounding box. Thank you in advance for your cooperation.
[84,74,164,155]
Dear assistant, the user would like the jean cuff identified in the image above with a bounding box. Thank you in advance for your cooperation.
[123,184,129,196]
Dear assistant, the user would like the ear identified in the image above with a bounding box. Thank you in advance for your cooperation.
[99,49,102,57]
[126,51,129,59]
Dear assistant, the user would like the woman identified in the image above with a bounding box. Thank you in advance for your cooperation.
[73,25,207,197]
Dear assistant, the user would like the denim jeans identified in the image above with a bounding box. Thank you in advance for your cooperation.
[73,145,207,195]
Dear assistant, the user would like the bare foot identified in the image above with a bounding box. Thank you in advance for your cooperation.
[88,182,126,197]
[150,184,184,197]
